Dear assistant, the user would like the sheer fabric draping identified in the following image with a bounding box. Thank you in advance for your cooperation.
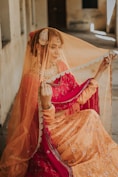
[0,27,111,177]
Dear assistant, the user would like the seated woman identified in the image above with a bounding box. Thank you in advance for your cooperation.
[0,27,118,177]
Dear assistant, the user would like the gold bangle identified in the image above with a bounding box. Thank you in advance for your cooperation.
[43,104,52,110]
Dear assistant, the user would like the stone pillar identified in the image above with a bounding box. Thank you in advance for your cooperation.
[0,24,2,49]
[106,0,116,33]
[0,24,1,125]
[116,0,118,47]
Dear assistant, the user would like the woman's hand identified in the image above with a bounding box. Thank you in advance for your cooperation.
[40,82,52,109]
[94,55,112,81]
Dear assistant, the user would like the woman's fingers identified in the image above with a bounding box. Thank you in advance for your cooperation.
[104,53,117,65]
[100,57,111,71]
[41,81,52,96]
[45,84,52,96]
[104,56,111,65]
[40,81,53,109]
[94,54,116,81]
[109,53,117,61]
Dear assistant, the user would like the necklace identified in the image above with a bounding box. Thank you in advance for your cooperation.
[43,61,58,80]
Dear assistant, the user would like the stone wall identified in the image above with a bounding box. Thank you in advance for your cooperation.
[66,0,115,32]
[0,0,48,124]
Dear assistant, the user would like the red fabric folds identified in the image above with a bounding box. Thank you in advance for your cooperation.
[51,73,99,113]
[25,129,72,177]
[25,73,99,177]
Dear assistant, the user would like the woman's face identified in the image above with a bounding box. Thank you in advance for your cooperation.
[48,36,62,61]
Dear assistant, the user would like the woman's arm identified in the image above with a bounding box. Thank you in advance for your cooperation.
[94,56,111,81]
[77,79,98,105]
[40,82,55,124]
[42,104,55,124]
[77,56,111,105]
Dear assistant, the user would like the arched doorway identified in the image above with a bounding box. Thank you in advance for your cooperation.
[48,0,67,30]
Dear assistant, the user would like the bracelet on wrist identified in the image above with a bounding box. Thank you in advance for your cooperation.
[42,104,52,110]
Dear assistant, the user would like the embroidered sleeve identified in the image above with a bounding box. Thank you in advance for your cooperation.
[77,79,98,105]
[42,104,55,124]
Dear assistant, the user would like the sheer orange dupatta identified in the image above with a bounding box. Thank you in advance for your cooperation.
[0,34,41,176]
[0,27,111,177]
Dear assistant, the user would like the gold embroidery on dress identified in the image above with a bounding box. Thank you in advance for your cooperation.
[43,60,59,80]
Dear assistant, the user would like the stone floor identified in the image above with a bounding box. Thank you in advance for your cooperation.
[0,30,118,157]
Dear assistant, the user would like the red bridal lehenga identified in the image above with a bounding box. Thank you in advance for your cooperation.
[25,60,118,177]
[0,27,118,177]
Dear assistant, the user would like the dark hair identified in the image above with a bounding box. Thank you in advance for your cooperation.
[48,28,64,45]
[30,28,64,57]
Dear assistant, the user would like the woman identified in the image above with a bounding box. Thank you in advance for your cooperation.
[0,27,118,177]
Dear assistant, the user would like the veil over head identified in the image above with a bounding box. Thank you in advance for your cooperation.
[0,27,112,176]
